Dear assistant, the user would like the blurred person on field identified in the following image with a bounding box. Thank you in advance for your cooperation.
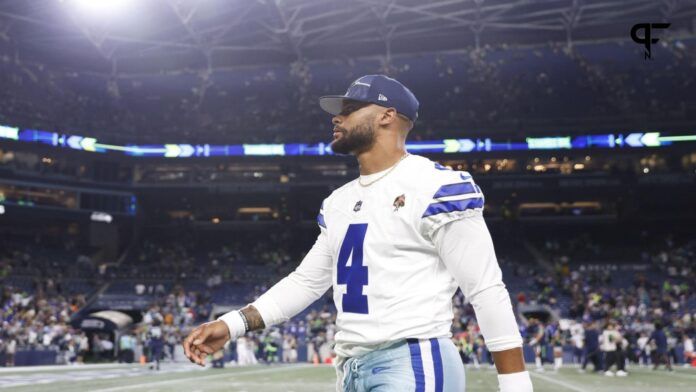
[600,321,626,376]
[682,334,694,368]
[648,322,673,371]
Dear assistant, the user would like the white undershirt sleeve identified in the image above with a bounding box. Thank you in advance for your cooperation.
[250,228,334,327]
[432,214,523,352]
[219,228,333,333]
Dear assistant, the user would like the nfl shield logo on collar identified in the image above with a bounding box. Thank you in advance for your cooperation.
[354,201,363,212]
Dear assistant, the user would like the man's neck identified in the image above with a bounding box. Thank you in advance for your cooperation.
[356,141,408,175]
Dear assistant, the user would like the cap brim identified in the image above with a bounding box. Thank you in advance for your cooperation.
[319,95,347,116]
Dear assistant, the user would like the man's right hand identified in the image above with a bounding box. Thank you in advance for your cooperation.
[183,320,231,366]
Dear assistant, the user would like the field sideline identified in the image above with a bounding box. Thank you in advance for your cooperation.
[0,363,694,391]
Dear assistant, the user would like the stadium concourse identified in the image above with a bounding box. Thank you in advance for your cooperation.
[1,0,696,391]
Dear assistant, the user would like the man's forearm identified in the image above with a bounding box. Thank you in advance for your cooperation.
[219,271,329,337]
[239,305,265,331]
[239,234,333,329]
[249,272,330,327]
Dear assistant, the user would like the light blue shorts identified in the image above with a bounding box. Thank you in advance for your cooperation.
[337,338,466,392]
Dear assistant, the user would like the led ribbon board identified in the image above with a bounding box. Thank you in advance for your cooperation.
[1,127,695,158]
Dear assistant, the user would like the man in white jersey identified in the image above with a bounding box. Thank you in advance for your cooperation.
[183,75,533,391]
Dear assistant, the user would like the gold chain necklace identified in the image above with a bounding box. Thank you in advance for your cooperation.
[358,153,410,187]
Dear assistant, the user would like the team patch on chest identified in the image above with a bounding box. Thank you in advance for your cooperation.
[393,194,406,211]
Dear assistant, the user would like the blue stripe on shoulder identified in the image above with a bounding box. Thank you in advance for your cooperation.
[422,197,484,218]
[407,339,425,392]
[434,162,450,171]
[317,213,326,229]
[432,181,476,199]
[430,338,444,392]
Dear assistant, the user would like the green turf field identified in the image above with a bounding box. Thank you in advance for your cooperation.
[0,363,693,391]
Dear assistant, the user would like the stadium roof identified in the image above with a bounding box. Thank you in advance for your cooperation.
[1,0,695,74]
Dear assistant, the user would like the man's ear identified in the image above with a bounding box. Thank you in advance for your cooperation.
[377,108,398,126]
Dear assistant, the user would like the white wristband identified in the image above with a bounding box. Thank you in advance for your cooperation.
[217,310,246,340]
[498,371,533,392]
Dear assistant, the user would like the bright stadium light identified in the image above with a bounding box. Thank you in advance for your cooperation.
[91,211,113,223]
[62,0,135,16]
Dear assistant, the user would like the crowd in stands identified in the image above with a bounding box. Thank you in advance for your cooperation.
[510,232,695,373]
[112,231,305,289]
[2,39,695,145]
[0,230,313,366]
[0,284,88,366]
[0,278,212,367]
[1,226,694,370]
[227,231,695,370]
[0,236,99,289]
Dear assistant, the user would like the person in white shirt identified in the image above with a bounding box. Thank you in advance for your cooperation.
[682,334,693,368]
[569,322,584,364]
[600,322,626,376]
[183,75,532,392]
[235,336,258,366]
[77,333,89,364]
[5,338,17,367]
[637,332,650,366]
[281,334,298,363]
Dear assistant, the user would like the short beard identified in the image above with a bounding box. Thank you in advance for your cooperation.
[330,122,376,155]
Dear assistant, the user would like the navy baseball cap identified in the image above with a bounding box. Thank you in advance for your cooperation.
[319,74,419,122]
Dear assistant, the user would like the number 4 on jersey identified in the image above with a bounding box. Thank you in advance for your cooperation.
[337,223,369,314]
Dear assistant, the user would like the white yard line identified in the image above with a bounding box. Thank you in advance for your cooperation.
[0,364,129,373]
[90,365,317,392]
[529,371,590,392]
[657,371,696,381]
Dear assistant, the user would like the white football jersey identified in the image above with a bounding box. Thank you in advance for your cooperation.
[318,154,486,357]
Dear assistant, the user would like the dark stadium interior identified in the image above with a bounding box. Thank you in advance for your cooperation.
[2,140,694,368]
[0,1,695,390]
[1,1,696,145]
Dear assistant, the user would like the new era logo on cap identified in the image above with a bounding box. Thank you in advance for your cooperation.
[319,74,419,122]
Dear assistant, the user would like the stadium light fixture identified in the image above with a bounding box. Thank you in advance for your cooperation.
[62,0,135,16]
[91,211,113,223]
